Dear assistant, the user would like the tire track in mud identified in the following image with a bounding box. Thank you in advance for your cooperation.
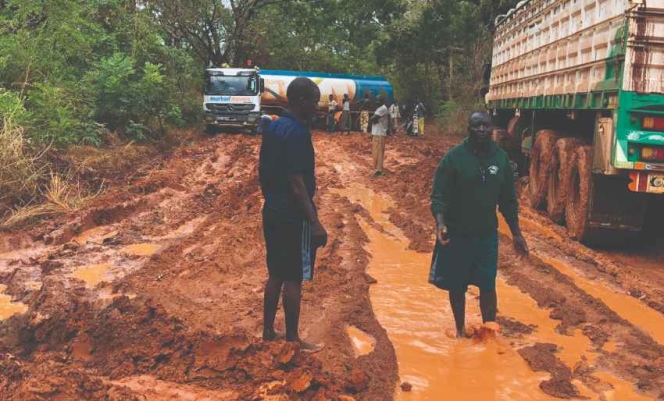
[341,133,664,399]
[0,134,397,400]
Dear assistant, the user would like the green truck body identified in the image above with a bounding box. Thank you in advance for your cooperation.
[487,0,664,242]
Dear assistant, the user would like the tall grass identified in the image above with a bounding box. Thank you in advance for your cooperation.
[0,93,102,228]
[0,97,48,209]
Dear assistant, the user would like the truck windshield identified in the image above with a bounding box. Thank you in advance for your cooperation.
[206,76,257,96]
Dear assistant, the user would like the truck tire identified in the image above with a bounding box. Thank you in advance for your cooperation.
[565,145,593,241]
[546,138,585,224]
[529,130,561,209]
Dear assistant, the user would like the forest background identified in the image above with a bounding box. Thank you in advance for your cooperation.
[0,0,518,224]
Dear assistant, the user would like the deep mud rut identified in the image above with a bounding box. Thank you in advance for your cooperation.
[0,131,662,400]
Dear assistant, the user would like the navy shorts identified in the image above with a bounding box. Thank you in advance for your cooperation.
[428,232,498,292]
[262,208,316,282]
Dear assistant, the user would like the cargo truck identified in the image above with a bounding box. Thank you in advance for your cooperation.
[204,68,393,133]
[487,0,664,243]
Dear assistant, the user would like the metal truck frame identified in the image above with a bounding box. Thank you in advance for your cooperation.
[487,0,664,243]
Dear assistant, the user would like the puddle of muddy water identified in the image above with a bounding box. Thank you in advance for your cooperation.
[593,371,655,401]
[339,185,655,401]
[0,284,28,320]
[338,186,556,401]
[74,227,119,245]
[121,243,160,257]
[498,216,664,347]
[347,325,376,357]
[71,263,112,287]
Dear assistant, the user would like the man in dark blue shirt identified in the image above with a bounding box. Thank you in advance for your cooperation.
[259,77,327,352]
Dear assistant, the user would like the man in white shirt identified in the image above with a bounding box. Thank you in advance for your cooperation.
[327,94,338,133]
[371,96,389,176]
[389,101,400,136]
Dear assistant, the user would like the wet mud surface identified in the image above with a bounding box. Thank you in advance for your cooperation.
[0,131,662,400]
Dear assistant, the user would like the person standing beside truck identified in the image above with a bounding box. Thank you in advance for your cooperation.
[429,111,528,338]
[340,94,351,134]
[359,92,372,134]
[259,77,327,352]
[371,96,390,176]
[389,100,400,136]
[415,99,426,137]
[327,94,338,133]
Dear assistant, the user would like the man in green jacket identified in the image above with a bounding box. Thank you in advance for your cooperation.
[429,111,528,338]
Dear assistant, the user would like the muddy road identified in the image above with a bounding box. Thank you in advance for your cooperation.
[0,131,663,400]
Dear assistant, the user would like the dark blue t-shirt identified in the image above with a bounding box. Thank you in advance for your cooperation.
[259,112,316,221]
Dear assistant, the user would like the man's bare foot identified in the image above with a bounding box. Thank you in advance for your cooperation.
[262,329,285,341]
[298,340,324,353]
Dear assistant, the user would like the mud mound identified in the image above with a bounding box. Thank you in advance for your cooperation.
[4,291,355,400]
[0,355,140,401]
[518,343,580,399]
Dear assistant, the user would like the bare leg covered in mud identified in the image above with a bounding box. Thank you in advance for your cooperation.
[262,276,283,341]
[263,277,323,352]
[449,291,466,338]
[479,289,497,323]
[449,288,498,338]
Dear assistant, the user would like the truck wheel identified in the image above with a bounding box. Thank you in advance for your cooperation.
[565,145,593,241]
[546,138,585,224]
[529,130,561,209]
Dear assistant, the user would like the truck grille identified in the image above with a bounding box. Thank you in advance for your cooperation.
[206,103,254,112]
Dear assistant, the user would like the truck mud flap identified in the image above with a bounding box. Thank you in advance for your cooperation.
[585,174,649,243]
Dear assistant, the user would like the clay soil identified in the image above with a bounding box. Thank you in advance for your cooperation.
[0,130,663,400]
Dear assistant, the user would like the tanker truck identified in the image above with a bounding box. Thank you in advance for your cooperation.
[487,0,664,244]
[203,67,393,133]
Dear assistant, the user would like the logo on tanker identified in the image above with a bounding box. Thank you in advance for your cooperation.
[208,96,253,103]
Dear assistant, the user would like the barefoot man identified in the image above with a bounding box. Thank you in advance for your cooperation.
[429,111,528,338]
[259,77,327,352]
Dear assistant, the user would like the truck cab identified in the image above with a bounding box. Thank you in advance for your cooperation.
[204,67,264,133]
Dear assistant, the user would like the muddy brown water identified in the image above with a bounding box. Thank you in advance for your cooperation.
[498,216,664,347]
[0,284,27,320]
[338,184,655,401]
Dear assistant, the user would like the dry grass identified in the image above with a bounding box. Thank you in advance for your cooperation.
[0,112,48,207]
[1,171,102,229]
[64,142,157,177]
[0,109,106,229]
